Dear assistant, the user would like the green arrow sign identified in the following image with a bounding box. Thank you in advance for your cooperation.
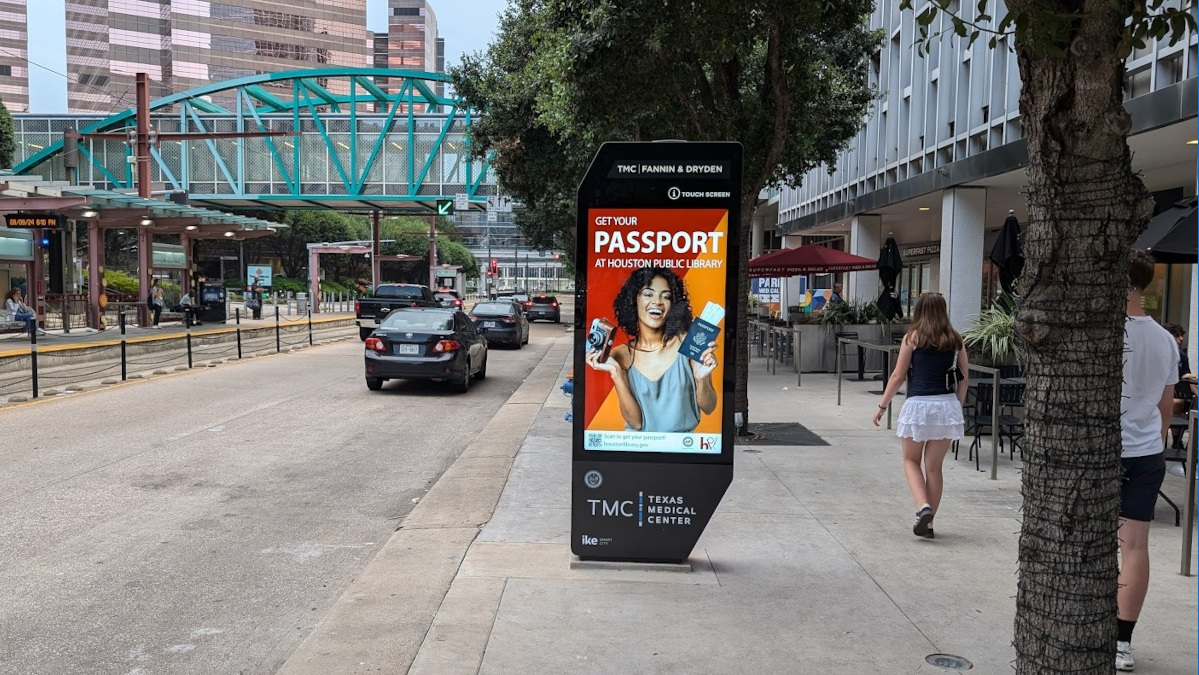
[436,199,454,215]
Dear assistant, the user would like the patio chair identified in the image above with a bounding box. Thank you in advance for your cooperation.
[953,381,1024,471]
[834,331,858,374]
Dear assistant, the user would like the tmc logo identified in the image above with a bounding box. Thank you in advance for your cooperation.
[588,499,634,517]
[580,534,599,546]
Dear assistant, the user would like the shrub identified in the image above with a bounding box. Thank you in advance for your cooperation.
[104,269,140,295]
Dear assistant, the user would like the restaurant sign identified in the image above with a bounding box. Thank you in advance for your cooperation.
[5,213,63,229]
[902,242,940,258]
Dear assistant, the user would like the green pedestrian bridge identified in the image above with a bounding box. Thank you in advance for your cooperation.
[12,68,496,214]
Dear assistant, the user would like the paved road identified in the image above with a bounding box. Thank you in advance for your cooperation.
[0,318,568,675]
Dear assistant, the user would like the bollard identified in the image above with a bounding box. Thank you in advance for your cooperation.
[307,309,313,346]
[61,295,71,334]
[275,305,281,353]
[185,313,193,369]
[29,319,39,398]
[119,312,127,381]
[235,308,243,359]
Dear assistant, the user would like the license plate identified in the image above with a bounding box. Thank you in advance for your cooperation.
[395,344,419,355]
[484,321,496,328]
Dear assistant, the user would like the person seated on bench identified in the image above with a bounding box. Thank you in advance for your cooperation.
[178,290,202,326]
[6,288,45,335]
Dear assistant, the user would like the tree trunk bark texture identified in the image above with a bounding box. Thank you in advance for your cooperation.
[735,198,756,434]
[1010,2,1155,672]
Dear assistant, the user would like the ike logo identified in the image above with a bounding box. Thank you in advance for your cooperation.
[581,535,599,546]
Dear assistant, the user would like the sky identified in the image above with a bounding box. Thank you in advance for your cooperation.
[25,0,507,113]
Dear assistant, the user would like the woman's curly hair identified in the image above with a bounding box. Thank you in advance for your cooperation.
[613,266,693,342]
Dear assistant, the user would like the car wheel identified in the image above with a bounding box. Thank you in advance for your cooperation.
[366,377,383,391]
[454,360,471,393]
[359,327,373,341]
[474,352,488,380]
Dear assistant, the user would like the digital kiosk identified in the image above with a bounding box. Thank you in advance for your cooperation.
[572,141,742,563]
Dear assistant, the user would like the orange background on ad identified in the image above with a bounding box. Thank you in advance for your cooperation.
[584,209,728,434]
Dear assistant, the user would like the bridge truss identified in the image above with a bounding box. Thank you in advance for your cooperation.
[13,68,496,213]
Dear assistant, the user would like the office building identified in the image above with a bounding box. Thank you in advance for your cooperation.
[0,0,28,112]
[767,2,1196,340]
[64,0,369,113]
[372,0,442,109]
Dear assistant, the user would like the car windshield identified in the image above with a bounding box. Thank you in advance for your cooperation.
[472,302,516,316]
[380,311,453,330]
[374,285,424,299]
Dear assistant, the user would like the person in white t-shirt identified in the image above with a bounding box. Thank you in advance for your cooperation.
[1115,250,1178,671]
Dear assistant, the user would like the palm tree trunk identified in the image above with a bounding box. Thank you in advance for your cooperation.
[1010,2,1156,671]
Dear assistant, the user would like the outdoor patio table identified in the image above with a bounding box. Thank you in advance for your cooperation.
[966,364,1005,480]
[835,338,902,429]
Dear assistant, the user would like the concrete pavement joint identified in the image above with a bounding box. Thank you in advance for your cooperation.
[275,337,571,675]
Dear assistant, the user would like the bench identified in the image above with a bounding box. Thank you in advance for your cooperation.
[0,311,28,335]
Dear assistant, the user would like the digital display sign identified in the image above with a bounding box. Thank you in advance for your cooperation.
[5,213,63,229]
[572,141,742,564]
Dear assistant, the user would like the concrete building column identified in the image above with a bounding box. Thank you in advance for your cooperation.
[939,187,987,330]
[751,213,765,258]
[849,214,882,305]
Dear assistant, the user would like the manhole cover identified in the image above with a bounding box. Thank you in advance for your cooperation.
[925,654,973,670]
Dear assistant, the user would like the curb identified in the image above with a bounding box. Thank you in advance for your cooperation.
[274,337,573,675]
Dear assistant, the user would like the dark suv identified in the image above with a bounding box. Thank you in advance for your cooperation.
[525,294,561,323]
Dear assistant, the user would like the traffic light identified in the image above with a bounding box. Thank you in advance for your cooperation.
[435,199,454,216]
[554,253,562,260]
[39,235,51,247]
[489,258,498,274]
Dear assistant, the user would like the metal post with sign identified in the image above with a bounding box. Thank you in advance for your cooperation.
[572,141,742,564]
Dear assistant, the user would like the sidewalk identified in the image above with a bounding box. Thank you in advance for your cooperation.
[285,340,1199,674]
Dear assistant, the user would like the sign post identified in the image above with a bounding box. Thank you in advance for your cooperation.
[572,141,742,564]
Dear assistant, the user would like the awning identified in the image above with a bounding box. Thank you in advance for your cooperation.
[0,171,283,240]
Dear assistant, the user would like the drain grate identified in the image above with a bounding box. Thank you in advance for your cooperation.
[925,654,973,670]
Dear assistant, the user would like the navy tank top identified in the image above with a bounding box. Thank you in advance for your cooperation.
[908,346,958,397]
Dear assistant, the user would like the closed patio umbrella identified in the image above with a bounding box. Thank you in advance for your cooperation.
[1133,197,1197,264]
[876,235,902,320]
[989,210,1024,296]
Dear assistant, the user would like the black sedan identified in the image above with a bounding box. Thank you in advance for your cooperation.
[364,308,488,393]
[525,295,561,322]
[469,301,529,348]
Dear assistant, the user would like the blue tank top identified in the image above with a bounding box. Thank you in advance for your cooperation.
[626,352,701,433]
[908,346,958,397]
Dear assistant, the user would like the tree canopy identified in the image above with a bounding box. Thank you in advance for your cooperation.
[453,0,882,423]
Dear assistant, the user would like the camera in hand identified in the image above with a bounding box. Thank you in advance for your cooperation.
[586,317,616,363]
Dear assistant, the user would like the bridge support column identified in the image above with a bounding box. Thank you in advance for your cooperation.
[372,211,380,290]
[138,228,153,327]
[88,220,103,329]
[180,232,192,297]
[310,249,321,314]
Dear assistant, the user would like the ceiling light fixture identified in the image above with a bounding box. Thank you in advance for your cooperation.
[918,206,930,211]
[1188,139,1198,145]
[80,209,98,218]
[185,224,199,231]
[223,231,235,237]
[140,217,154,226]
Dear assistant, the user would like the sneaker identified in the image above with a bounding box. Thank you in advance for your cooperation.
[1115,641,1134,671]
[913,506,934,537]
[923,527,935,539]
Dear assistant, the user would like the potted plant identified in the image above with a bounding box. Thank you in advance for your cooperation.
[962,293,1024,367]
[809,300,890,372]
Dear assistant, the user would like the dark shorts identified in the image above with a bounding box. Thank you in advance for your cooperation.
[1121,452,1166,522]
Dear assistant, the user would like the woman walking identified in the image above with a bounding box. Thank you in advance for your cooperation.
[873,292,969,538]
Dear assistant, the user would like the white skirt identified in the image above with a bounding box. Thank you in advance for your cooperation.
[896,393,964,442]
